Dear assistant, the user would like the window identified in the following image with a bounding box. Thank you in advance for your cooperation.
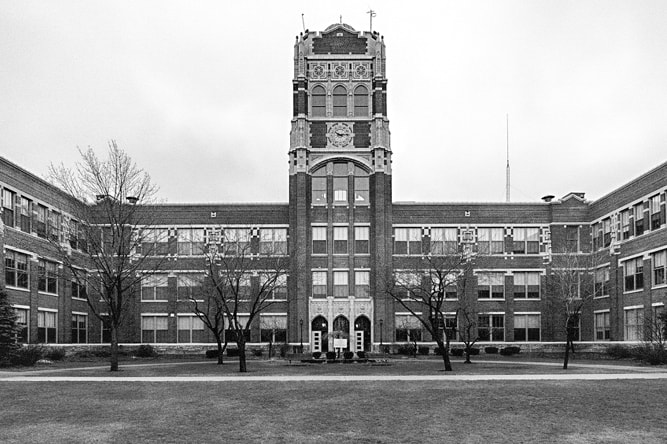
[312,177,327,205]
[430,273,459,300]
[592,222,603,251]
[594,267,610,297]
[260,315,287,343]
[332,85,347,117]
[177,315,205,343]
[333,226,348,254]
[68,219,87,252]
[38,259,58,294]
[620,210,630,240]
[312,226,327,254]
[333,177,348,203]
[477,228,504,254]
[312,271,327,298]
[650,194,664,230]
[513,272,540,299]
[354,226,369,254]
[512,228,539,254]
[142,228,169,255]
[353,85,369,117]
[478,314,505,341]
[634,203,645,236]
[395,314,422,342]
[395,272,421,300]
[601,218,611,248]
[1,188,16,227]
[141,274,169,301]
[624,307,644,341]
[19,196,31,233]
[263,274,287,300]
[71,313,87,343]
[236,274,252,299]
[394,228,421,255]
[177,274,203,301]
[48,211,61,242]
[5,250,29,289]
[14,307,29,343]
[260,228,287,255]
[177,228,205,256]
[354,177,369,205]
[71,270,87,300]
[355,271,370,298]
[430,228,458,255]
[34,204,49,238]
[223,228,251,255]
[477,273,505,299]
[564,225,579,252]
[141,315,169,343]
[38,310,57,343]
[624,257,644,292]
[311,85,326,117]
[595,311,610,341]
[514,314,540,341]
[225,315,250,343]
[653,250,666,287]
[333,271,348,298]
[101,315,111,343]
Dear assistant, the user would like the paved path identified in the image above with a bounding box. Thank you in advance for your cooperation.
[2,373,667,382]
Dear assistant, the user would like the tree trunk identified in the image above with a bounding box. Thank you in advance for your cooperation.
[436,338,453,372]
[464,345,472,364]
[215,335,224,365]
[238,337,247,373]
[563,331,571,370]
[110,324,119,372]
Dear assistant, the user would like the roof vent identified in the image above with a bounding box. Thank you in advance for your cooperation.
[542,195,555,203]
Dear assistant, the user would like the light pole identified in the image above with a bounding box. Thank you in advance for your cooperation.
[379,318,384,348]
[299,318,303,353]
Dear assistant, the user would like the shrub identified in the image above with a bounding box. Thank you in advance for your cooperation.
[356,351,366,359]
[325,351,336,360]
[449,348,464,357]
[205,349,222,359]
[312,351,322,359]
[279,343,290,358]
[607,344,633,359]
[468,347,480,355]
[45,347,66,361]
[397,344,415,356]
[252,348,263,357]
[381,345,391,354]
[484,346,499,354]
[226,348,240,357]
[10,345,44,366]
[500,346,521,356]
[417,346,429,355]
[633,345,667,365]
[135,344,158,358]
[343,351,354,360]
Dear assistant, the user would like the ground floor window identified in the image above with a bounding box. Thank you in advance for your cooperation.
[13,307,29,343]
[37,310,57,343]
[478,314,505,341]
[71,313,87,343]
[101,315,111,343]
[177,315,205,343]
[624,307,644,341]
[141,315,169,343]
[225,315,250,343]
[514,314,540,341]
[595,311,610,341]
[395,314,422,342]
[260,315,287,343]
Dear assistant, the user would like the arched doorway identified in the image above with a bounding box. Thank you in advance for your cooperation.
[332,315,350,351]
[311,316,328,353]
[354,316,371,352]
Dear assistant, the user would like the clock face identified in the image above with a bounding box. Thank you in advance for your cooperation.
[327,123,353,147]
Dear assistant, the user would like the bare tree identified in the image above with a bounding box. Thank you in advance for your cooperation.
[387,254,470,372]
[201,228,288,373]
[455,274,480,364]
[48,141,160,371]
[187,273,228,365]
[548,250,597,370]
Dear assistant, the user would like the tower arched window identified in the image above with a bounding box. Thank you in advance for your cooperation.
[354,85,369,117]
[311,86,326,117]
[333,85,348,117]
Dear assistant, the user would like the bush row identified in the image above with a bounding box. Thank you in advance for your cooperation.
[607,344,667,365]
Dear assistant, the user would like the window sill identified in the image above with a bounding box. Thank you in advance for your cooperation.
[593,295,610,300]
[623,289,644,295]
[38,291,59,297]
[651,284,667,290]
[72,297,88,302]
[478,299,506,301]
[514,298,541,301]
[141,300,169,303]
[6,286,30,293]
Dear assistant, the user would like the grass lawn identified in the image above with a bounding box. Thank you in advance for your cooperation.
[1,378,666,443]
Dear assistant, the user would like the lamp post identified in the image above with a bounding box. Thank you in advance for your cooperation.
[379,318,384,347]
[299,319,303,353]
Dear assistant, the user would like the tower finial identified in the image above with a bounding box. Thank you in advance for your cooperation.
[506,113,510,203]
[367,9,376,32]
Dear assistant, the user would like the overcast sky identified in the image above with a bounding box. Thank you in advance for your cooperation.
[2,1,666,204]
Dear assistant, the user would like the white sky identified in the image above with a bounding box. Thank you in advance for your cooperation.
[1,1,666,204]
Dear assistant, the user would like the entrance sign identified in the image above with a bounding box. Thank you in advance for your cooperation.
[333,338,348,349]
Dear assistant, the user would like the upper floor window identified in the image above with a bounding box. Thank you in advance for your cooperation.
[141,274,169,301]
[477,272,505,300]
[333,271,348,297]
[18,196,32,233]
[71,270,87,300]
[624,257,644,292]
[1,188,15,228]
[312,226,327,255]
[332,85,347,117]
[142,228,169,256]
[177,228,205,256]
[262,274,287,300]
[5,250,29,289]
[634,203,645,236]
[430,228,457,255]
[513,272,540,299]
[311,85,326,117]
[564,225,579,252]
[333,226,348,254]
[312,174,327,206]
[354,176,369,205]
[354,226,369,254]
[653,250,666,287]
[650,194,665,231]
[394,228,422,255]
[223,228,251,255]
[38,259,58,294]
[177,274,203,301]
[355,271,370,298]
[353,85,369,117]
[312,271,327,298]
[333,163,348,203]
[594,267,610,297]
[260,228,287,255]
[477,228,504,254]
[602,218,612,248]
[35,204,47,238]
[620,210,630,240]
[512,228,539,254]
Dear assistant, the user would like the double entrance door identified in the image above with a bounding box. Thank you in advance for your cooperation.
[311,315,371,353]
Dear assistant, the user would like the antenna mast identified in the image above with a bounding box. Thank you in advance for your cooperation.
[301,13,306,32]
[367,9,377,32]
[505,114,510,203]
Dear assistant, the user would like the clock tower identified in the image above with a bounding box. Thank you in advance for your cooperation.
[288,23,393,353]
